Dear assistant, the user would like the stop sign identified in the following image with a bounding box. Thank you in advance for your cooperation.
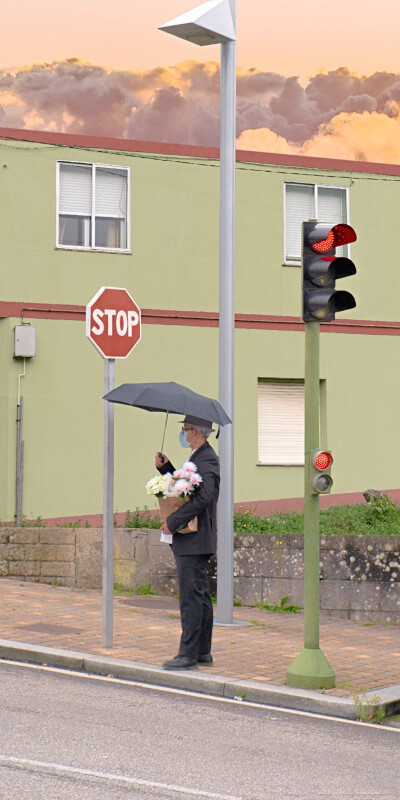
[86,286,141,358]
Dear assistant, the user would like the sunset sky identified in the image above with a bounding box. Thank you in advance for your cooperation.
[2,0,400,162]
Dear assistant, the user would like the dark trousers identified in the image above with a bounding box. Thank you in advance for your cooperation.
[174,554,214,659]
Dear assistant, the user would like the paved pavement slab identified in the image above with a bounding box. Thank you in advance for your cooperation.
[1,578,399,720]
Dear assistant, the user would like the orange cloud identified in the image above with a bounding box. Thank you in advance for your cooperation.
[237,111,400,163]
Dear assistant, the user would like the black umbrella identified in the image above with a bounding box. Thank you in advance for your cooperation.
[103,381,231,425]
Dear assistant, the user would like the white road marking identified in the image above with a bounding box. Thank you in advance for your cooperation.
[0,754,250,800]
[1,658,399,732]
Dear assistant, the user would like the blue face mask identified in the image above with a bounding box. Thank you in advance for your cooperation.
[179,430,191,448]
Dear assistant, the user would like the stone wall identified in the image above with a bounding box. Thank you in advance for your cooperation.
[0,527,152,590]
[1,527,399,622]
[231,533,400,623]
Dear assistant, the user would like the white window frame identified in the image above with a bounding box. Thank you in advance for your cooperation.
[283,182,350,266]
[56,161,131,253]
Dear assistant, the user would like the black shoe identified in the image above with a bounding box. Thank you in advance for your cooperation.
[197,653,213,664]
[162,655,198,670]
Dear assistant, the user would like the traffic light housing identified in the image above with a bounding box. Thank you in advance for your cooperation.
[309,449,333,494]
[302,222,357,322]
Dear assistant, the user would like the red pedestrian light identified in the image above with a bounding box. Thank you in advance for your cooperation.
[314,451,332,471]
[309,449,333,495]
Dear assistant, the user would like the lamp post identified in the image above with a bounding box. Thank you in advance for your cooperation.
[159,0,237,623]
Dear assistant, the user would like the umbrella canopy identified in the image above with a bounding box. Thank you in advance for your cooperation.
[103,381,231,426]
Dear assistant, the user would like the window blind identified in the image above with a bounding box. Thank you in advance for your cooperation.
[285,184,314,261]
[317,187,346,255]
[59,163,92,215]
[258,381,304,465]
[317,186,345,223]
[95,168,127,218]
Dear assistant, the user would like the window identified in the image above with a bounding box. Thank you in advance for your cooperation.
[57,162,130,251]
[284,183,348,264]
[258,380,304,465]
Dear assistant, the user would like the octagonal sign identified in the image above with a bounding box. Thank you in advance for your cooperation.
[86,286,141,359]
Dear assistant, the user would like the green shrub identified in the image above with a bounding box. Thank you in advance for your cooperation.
[234,496,400,537]
[118,495,400,536]
[123,507,161,529]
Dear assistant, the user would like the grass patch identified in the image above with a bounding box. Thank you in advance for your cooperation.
[256,596,299,613]
[136,583,156,596]
[234,495,400,537]
[113,583,134,596]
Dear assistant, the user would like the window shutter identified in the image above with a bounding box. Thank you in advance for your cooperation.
[258,381,304,465]
[95,168,127,218]
[317,186,345,223]
[285,184,314,261]
[59,163,92,215]
[317,187,346,255]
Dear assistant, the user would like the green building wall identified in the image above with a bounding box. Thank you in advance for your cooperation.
[1,132,400,522]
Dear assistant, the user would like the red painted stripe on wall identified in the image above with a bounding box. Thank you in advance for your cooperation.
[2,302,400,335]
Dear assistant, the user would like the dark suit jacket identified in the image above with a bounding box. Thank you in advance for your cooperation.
[158,442,220,556]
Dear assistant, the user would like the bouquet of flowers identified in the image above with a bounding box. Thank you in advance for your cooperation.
[146,461,202,543]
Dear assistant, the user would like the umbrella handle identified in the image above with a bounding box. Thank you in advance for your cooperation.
[160,411,169,456]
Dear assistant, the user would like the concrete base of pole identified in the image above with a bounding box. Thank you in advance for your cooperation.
[214,620,251,627]
[286,647,335,690]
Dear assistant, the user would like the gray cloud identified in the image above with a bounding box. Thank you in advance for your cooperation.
[2,60,400,152]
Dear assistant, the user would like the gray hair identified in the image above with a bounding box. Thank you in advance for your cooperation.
[197,425,213,439]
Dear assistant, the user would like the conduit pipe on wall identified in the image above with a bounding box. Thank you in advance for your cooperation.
[13,325,35,526]
[15,359,25,526]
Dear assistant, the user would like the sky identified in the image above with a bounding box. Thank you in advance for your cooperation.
[2,0,400,162]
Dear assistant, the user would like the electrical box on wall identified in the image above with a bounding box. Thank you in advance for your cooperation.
[13,325,36,358]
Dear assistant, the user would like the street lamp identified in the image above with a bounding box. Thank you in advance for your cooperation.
[159,0,237,624]
[159,0,235,44]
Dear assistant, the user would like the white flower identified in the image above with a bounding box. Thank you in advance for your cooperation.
[145,474,172,497]
[162,473,175,496]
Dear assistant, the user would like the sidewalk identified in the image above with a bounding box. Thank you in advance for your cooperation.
[1,578,400,720]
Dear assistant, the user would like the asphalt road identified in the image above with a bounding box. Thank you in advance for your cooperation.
[0,661,399,800]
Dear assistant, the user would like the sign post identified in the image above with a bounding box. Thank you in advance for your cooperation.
[86,287,141,648]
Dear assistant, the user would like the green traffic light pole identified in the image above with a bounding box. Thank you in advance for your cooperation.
[286,321,335,689]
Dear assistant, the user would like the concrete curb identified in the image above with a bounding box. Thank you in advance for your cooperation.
[1,639,399,721]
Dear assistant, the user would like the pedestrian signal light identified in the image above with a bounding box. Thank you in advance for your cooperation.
[302,222,357,322]
[309,449,333,495]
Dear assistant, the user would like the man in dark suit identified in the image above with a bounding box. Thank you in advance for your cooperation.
[155,414,220,670]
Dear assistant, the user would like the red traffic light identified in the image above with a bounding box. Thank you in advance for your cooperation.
[308,223,357,253]
[314,451,333,471]
[302,220,357,322]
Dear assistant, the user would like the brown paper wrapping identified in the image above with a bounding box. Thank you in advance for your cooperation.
[158,496,197,534]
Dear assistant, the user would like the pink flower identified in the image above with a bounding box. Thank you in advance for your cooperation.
[183,461,197,474]
[174,478,191,496]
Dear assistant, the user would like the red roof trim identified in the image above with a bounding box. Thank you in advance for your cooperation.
[2,126,400,176]
[0,126,220,160]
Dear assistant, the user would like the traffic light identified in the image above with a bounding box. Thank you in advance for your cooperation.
[309,449,333,494]
[302,222,357,322]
